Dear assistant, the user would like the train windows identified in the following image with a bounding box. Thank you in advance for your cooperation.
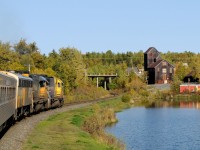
[18,79,33,87]
[3,87,6,102]
[0,88,1,103]
[30,81,32,87]
[19,79,22,87]
[58,82,61,87]
[39,81,46,87]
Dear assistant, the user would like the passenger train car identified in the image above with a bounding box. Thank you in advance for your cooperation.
[0,71,64,134]
[6,72,33,118]
[0,72,17,132]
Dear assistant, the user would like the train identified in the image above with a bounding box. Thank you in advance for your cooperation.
[0,71,64,133]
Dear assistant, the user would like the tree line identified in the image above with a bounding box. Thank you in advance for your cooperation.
[1,39,200,96]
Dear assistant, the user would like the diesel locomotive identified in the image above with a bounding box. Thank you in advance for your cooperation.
[0,71,64,133]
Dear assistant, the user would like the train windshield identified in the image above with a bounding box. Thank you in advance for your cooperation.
[39,81,46,87]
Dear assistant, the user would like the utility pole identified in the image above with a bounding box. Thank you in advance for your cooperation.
[24,64,32,72]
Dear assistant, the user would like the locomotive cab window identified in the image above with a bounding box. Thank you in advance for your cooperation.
[39,81,46,87]
[58,82,61,87]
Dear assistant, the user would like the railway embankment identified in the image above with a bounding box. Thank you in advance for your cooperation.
[0,95,130,150]
[22,97,131,150]
[0,103,91,150]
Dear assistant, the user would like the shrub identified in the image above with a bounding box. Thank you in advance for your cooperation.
[121,94,131,103]
[82,108,117,136]
[82,107,124,149]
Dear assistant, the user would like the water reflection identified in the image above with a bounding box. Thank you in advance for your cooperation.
[106,103,200,150]
[180,101,200,109]
[147,101,200,109]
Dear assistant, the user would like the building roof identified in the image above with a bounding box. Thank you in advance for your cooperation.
[144,47,160,54]
[148,59,174,68]
[148,59,163,68]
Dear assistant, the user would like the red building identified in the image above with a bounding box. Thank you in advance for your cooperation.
[180,84,200,93]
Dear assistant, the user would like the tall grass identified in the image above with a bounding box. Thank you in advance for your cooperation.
[23,97,129,150]
[65,85,109,103]
[82,105,125,149]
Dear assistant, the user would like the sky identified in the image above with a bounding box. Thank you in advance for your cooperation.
[0,0,200,55]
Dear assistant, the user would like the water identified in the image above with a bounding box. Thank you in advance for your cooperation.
[106,104,200,150]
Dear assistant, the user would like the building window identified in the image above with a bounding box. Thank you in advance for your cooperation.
[162,68,167,73]
[162,61,167,66]
[157,68,160,72]
[170,68,173,73]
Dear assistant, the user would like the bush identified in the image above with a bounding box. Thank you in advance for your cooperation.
[82,108,117,136]
[121,94,131,103]
[108,82,118,90]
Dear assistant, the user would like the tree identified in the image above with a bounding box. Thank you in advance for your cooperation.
[115,63,128,89]
[0,41,23,70]
[189,54,200,79]
[29,42,39,53]
[31,52,46,69]
[170,75,182,94]
[175,62,190,80]
[19,54,34,71]
[14,39,29,55]
[14,39,39,55]
[58,47,86,93]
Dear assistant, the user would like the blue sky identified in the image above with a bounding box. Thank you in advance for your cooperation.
[1,0,200,55]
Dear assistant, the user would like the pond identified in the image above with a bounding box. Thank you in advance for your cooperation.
[105,102,200,150]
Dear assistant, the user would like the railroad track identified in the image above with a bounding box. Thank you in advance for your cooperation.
[0,94,121,150]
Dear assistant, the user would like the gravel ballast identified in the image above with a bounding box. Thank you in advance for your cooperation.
[0,103,91,150]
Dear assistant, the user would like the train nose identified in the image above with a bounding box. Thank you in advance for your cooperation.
[39,87,47,98]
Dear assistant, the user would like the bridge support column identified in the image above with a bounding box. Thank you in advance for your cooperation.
[97,77,98,88]
[109,77,112,83]
[104,80,107,90]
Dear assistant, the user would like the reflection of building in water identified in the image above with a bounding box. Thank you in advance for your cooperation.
[180,84,200,93]
[180,102,200,109]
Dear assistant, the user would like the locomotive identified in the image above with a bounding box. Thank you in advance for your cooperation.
[0,71,64,133]
[41,75,64,108]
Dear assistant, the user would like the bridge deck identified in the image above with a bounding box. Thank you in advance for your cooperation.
[87,74,118,77]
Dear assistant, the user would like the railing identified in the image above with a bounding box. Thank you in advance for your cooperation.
[87,73,118,77]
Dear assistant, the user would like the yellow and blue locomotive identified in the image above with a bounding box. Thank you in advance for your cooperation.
[29,74,49,111]
[46,76,64,107]
[0,71,65,134]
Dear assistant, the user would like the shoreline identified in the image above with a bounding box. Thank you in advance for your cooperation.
[22,96,132,150]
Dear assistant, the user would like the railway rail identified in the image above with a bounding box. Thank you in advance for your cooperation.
[0,95,121,150]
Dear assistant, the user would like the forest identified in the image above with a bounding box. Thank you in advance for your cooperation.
[1,39,200,101]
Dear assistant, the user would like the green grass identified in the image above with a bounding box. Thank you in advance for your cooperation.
[23,97,130,150]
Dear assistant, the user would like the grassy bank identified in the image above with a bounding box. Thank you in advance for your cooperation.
[23,97,131,150]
